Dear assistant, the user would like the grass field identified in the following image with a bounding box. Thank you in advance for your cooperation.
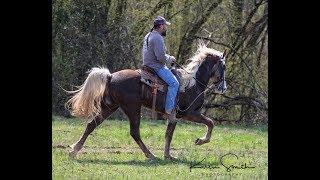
[52,116,268,179]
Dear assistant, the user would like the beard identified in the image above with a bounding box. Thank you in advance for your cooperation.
[161,30,167,37]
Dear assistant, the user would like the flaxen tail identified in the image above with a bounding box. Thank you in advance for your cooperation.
[65,67,111,122]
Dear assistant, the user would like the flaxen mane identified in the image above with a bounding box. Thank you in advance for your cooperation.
[178,43,223,89]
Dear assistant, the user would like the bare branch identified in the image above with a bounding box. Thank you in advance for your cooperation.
[177,0,223,61]
[205,95,268,111]
[168,2,193,20]
[192,35,267,97]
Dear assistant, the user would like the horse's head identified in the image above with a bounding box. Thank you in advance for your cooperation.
[206,50,227,94]
[182,44,227,94]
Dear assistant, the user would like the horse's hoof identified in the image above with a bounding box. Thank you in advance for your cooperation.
[195,138,201,145]
[164,155,178,160]
[146,153,158,160]
[195,138,210,145]
[69,151,77,158]
[69,144,75,149]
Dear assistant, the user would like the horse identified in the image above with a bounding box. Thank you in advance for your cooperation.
[65,43,227,160]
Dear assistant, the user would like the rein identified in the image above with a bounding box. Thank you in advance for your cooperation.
[173,60,223,113]
[176,83,215,112]
[174,61,219,91]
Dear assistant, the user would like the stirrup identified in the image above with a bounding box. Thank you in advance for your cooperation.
[165,110,172,115]
[165,109,176,122]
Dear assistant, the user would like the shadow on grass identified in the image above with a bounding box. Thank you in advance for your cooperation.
[53,116,268,132]
[74,157,218,167]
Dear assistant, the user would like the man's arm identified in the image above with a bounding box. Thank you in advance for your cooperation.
[154,36,173,64]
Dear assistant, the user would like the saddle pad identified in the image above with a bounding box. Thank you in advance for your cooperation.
[140,70,167,92]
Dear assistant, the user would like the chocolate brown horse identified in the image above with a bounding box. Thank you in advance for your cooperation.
[66,44,227,160]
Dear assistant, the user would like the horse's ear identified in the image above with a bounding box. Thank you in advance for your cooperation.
[222,49,227,59]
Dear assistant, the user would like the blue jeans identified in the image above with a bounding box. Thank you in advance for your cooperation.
[154,66,179,111]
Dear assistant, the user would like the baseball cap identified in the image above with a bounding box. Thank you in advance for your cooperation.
[153,16,171,26]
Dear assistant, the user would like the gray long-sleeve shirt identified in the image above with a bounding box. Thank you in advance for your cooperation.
[142,30,173,70]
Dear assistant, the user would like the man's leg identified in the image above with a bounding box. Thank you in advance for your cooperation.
[155,66,179,114]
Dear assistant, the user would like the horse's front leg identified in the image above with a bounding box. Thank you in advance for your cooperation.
[182,111,214,145]
[164,120,177,160]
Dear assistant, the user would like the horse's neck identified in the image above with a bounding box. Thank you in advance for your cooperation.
[195,65,212,91]
[178,64,211,96]
[177,58,214,95]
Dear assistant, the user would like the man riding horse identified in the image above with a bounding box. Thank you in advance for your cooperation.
[142,16,179,122]
[66,16,227,160]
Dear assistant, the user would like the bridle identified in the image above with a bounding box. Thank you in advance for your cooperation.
[174,53,226,112]
[174,54,226,91]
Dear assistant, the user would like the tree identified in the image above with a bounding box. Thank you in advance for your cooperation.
[52,0,268,124]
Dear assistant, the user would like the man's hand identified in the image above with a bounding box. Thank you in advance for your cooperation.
[170,56,176,62]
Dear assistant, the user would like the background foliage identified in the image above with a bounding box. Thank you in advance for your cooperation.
[52,0,268,124]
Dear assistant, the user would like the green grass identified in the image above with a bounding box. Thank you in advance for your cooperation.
[52,116,268,179]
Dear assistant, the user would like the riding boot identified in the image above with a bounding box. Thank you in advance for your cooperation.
[165,109,176,122]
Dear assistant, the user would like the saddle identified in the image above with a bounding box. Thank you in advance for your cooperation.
[140,66,168,92]
[139,65,182,119]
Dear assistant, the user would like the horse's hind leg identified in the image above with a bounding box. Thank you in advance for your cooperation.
[120,104,157,159]
[182,111,215,145]
[69,105,119,157]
